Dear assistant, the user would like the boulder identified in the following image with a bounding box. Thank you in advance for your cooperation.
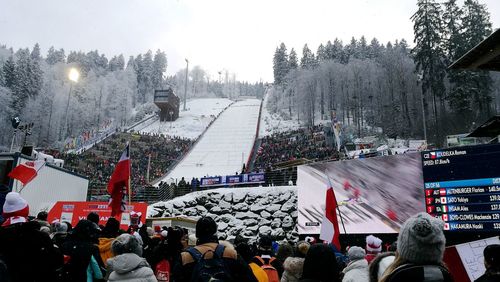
[232,192,246,203]
[250,204,266,212]
[235,211,259,220]
[260,211,271,219]
[267,204,281,213]
[281,202,295,213]
[273,211,288,218]
[217,222,229,232]
[233,203,249,212]
[258,226,272,236]
[243,218,258,226]
[183,198,197,207]
[223,193,233,203]
[271,218,281,228]
[282,216,294,228]
[271,228,285,239]
[172,201,185,209]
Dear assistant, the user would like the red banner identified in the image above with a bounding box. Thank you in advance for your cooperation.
[48,201,148,230]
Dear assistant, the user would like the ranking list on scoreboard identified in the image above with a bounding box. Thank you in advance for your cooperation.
[422,145,500,232]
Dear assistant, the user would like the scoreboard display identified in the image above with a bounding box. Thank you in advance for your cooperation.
[422,143,500,232]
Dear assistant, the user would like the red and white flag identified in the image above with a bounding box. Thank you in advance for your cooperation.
[320,176,341,250]
[107,144,130,217]
[8,160,45,185]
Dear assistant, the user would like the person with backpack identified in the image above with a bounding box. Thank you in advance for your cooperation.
[150,226,185,282]
[251,235,284,281]
[173,216,257,282]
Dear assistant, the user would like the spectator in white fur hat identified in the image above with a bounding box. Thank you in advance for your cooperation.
[365,235,382,263]
[1,192,29,226]
[343,246,369,282]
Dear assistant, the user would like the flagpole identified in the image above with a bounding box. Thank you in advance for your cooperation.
[325,171,347,235]
[128,141,132,206]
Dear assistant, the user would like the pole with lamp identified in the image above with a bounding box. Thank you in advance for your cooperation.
[169,110,174,129]
[63,68,80,139]
[183,58,189,111]
[417,72,428,143]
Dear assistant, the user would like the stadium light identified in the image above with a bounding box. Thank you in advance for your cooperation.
[68,68,80,83]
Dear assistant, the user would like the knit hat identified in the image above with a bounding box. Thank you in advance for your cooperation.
[397,212,445,264]
[259,235,273,250]
[112,233,143,256]
[348,246,366,261]
[2,192,29,219]
[54,221,68,233]
[296,241,311,258]
[366,235,382,253]
[196,216,217,241]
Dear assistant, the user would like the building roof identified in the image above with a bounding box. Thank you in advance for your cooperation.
[449,29,500,71]
[467,115,500,138]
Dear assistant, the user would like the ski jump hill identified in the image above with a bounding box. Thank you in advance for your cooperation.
[161,99,262,183]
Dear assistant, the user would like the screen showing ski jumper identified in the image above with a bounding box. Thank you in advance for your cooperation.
[422,143,500,232]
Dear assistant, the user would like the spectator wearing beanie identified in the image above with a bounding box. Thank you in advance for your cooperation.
[0,192,63,282]
[380,212,452,282]
[342,246,369,282]
[300,244,341,282]
[365,235,382,263]
[106,233,156,282]
[35,211,50,228]
[51,221,69,248]
[173,216,257,282]
[281,241,310,282]
[475,244,500,282]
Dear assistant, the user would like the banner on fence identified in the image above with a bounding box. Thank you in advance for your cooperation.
[200,173,265,187]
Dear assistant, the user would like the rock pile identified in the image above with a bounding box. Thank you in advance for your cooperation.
[148,186,298,242]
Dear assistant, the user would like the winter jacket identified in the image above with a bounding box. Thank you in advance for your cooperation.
[252,254,284,278]
[97,237,115,266]
[107,253,157,282]
[368,252,395,282]
[0,221,63,282]
[281,257,305,282]
[342,259,369,282]
[475,269,500,282]
[250,262,270,282]
[86,255,103,282]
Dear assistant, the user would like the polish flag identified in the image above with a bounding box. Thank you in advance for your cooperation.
[8,160,45,185]
[320,176,341,250]
[107,144,130,217]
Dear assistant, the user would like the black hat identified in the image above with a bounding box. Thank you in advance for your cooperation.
[484,244,500,268]
[87,212,99,224]
[196,216,217,240]
[259,235,273,249]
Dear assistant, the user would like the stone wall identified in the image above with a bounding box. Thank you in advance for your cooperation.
[148,186,298,241]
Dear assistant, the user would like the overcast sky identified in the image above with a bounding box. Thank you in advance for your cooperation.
[1,0,499,82]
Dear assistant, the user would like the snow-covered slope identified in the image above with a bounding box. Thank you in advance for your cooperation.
[148,186,298,241]
[140,98,233,140]
[161,99,261,182]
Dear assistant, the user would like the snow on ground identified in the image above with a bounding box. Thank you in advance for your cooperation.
[139,98,233,140]
[148,186,298,242]
[160,99,261,182]
[259,90,301,137]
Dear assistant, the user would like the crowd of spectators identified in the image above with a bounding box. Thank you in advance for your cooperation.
[56,132,192,195]
[1,191,499,282]
[254,125,339,171]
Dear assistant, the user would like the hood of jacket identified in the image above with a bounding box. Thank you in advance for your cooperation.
[343,258,368,273]
[108,253,149,274]
[284,257,305,275]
